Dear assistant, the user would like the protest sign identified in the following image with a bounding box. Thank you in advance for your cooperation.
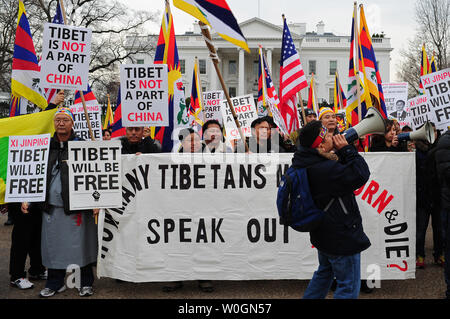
[202,91,223,123]
[421,68,450,133]
[70,93,102,140]
[97,153,416,282]
[40,23,92,91]
[220,94,258,140]
[382,83,410,127]
[406,95,432,130]
[68,141,122,210]
[5,134,50,203]
[120,64,169,127]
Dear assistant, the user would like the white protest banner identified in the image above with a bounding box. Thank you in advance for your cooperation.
[97,153,416,282]
[220,94,258,140]
[5,134,50,203]
[40,23,91,91]
[421,68,450,133]
[382,83,410,127]
[406,95,432,130]
[70,91,102,140]
[202,91,223,124]
[68,140,122,210]
[120,64,168,127]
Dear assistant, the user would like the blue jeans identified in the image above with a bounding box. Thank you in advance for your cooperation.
[303,251,361,299]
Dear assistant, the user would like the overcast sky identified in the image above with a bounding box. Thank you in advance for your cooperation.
[123,0,420,82]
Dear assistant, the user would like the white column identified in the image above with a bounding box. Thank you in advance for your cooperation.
[238,48,245,96]
[266,48,272,72]
[209,57,217,91]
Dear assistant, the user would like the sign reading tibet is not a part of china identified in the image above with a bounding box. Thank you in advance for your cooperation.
[221,94,259,140]
[202,90,224,124]
[40,23,92,91]
[5,134,50,203]
[68,140,122,210]
[421,68,450,133]
[120,64,169,127]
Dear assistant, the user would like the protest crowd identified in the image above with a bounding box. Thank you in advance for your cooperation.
[1,0,450,301]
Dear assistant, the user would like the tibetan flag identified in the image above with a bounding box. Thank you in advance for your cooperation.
[333,72,347,113]
[279,17,308,134]
[419,44,430,93]
[345,8,368,128]
[111,88,126,139]
[11,1,48,111]
[359,5,387,119]
[307,74,318,115]
[173,0,249,52]
[0,108,57,204]
[430,54,438,73]
[103,94,114,130]
[189,58,204,129]
[257,47,267,116]
[153,2,188,152]
[9,96,21,117]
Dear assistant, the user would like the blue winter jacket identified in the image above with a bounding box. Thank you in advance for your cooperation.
[292,145,371,256]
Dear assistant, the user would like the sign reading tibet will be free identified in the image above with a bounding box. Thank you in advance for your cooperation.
[40,23,91,91]
[68,141,122,210]
[5,134,50,203]
[120,64,168,127]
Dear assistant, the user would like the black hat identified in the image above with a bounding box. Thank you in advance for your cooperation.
[304,108,317,117]
[298,120,327,148]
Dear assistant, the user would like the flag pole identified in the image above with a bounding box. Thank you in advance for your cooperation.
[59,0,95,141]
[198,21,249,152]
[354,1,362,123]
[336,71,344,111]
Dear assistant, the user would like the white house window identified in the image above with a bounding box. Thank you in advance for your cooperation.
[199,59,206,74]
[309,60,316,75]
[137,59,144,64]
[229,60,237,75]
[329,60,337,76]
[180,59,185,74]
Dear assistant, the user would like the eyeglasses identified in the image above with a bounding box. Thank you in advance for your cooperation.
[54,119,72,124]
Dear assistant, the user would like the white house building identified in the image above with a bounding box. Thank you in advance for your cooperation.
[125,17,392,105]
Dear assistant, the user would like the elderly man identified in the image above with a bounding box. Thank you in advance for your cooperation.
[23,107,99,298]
[319,107,338,135]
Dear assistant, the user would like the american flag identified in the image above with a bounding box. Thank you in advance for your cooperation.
[279,17,308,134]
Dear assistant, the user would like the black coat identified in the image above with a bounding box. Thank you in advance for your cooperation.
[292,145,371,256]
[39,131,90,215]
[435,131,450,211]
[119,136,161,154]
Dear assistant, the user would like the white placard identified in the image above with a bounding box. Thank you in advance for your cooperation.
[202,91,223,124]
[421,68,450,133]
[40,23,92,91]
[97,153,416,282]
[120,64,169,127]
[382,82,410,127]
[5,134,50,202]
[220,94,258,140]
[70,99,102,141]
[68,140,122,210]
[406,96,432,130]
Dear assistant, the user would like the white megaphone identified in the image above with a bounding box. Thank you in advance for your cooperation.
[342,107,386,144]
[398,121,436,144]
